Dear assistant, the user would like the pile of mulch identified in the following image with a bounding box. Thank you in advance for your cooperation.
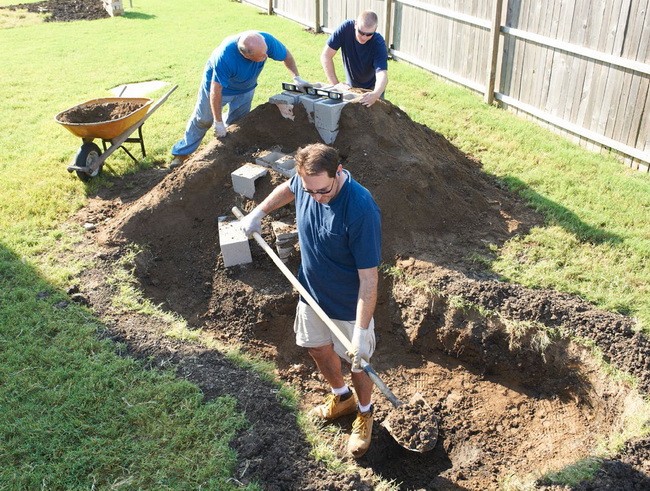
[2,0,109,22]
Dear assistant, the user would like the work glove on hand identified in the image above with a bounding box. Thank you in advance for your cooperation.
[348,326,371,373]
[239,207,266,237]
[293,76,311,89]
[213,121,227,138]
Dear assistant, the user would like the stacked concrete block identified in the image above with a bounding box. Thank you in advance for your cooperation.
[271,221,298,263]
[269,92,302,120]
[231,163,268,199]
[299,94,322,123]
[218,218,252,268]
[314,99,348,144]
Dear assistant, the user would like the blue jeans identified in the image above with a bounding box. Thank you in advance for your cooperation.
[171,86,255,156]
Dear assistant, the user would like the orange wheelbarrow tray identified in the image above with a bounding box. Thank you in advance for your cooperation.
[54,85,177,181]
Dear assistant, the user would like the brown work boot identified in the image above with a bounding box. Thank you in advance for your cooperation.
[347,406,373,458]
[310,390,357,421]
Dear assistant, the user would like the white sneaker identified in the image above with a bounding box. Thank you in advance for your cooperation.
[169,155,188,169]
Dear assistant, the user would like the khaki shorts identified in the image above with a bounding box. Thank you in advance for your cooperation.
[293,301,376,364]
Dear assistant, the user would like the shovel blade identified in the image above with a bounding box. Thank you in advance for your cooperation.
[382,393,438,452]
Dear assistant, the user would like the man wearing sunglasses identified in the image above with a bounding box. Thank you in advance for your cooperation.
[321,10,389,107]
[239,143,382,458]
[169,31,308,169]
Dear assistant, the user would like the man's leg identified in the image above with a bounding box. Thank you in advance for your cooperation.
[223,89,255,125]
[170,85,214,160]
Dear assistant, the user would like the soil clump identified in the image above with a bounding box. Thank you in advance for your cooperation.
[2,0,108,22]
[73,99,649,489]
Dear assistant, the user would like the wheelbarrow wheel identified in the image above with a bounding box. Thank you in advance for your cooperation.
[75,142,103,181]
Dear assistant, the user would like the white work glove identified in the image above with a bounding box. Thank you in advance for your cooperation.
[239,208,266,237]
[293,76,311,89]
[348,326,371,373]
[213,121,227,138]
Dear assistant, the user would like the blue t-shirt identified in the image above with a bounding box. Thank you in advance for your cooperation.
[203,32,288,96]
[289,171,382,321]
[327,20,388,89]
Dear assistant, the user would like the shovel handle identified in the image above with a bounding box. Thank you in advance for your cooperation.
[232,206,404,408]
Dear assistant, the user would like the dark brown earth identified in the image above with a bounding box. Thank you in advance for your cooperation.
[1,0,108,22]
[58,101,145,124]
[70,99,650,490]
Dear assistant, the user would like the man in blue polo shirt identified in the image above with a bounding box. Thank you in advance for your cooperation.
[239,143,382,458]
[321,10,388,107]
[170,31,308,168]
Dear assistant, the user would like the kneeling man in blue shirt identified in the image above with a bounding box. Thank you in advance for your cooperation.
[170,31,308,168]
[239,143,382,458]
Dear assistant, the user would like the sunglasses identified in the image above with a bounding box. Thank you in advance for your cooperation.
[303,177,336,195]
[357,28,375,37]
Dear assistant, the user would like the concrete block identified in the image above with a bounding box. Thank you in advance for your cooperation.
[314,98,347,131]
[231,163,268,199]
[316,127,339,144]
[273,155,296,178]
[103,0,124,16]
[271,221,298,263]
[218,218,252,268]
[255,150,286,168]
[299,94,322,123]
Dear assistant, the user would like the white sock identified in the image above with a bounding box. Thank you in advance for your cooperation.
[331,385,350,396]
[358,402,372,413]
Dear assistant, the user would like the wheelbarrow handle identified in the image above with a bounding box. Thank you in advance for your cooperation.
[231,206,404,408]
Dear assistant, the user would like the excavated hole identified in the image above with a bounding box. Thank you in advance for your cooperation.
[97,100,649,490]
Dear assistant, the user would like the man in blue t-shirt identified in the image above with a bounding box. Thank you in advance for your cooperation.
[239,143,382,458]
[321,10,389,107]
[169,31,309,168]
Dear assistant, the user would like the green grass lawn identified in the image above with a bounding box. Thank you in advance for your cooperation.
[1,0,649,487]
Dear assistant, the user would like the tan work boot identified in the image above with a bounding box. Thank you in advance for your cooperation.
[169,155,188,169]
[310,391,357,420]
[347,406,373,458]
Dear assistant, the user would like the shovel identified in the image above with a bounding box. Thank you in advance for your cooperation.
[232,207,438,452]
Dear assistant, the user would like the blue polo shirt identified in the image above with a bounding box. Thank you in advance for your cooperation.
[203,32,288,96]
[289,171,382,321]
[327,20,388,89]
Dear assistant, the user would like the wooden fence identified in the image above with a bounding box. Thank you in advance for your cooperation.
[240,0,650,171]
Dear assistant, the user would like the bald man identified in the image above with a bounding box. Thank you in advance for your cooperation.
[321,11,388,107]
[170,31,308,168]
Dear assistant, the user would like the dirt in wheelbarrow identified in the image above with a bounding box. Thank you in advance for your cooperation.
[70,99,650,490]
[58,100,146,124]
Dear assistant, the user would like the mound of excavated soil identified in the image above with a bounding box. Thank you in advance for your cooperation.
[89,99,649,490]
[2,0,108,22]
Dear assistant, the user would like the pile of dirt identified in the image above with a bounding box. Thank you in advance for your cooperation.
[2,0,108,22]
[58,100,146,124]
[76,99,650,490]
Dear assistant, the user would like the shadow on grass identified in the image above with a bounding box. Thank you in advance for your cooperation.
[123,11,156,20]
[501,175,623,246]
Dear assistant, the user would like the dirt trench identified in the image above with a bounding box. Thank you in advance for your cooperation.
[81,100,650,490]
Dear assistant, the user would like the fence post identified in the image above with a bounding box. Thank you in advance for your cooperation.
[314,0,321,33]
[484,0,504,104]
[267,0,272,15]
[384,0,393,48]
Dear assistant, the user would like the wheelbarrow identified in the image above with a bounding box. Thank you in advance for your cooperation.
[55,85,177,181]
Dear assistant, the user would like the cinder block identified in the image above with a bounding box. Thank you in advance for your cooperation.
[273,155,296,178]
[299,94,322,123]
[218,218,252,268]
[314,98,347,131]
[316,127,339,144]
[103,0,124,16]
[231,163,268,199]
[271,221,298,263]
[255,151,286,168]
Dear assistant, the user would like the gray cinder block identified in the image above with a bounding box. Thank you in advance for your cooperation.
[219,218,252,268]
[231,163,268,199]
